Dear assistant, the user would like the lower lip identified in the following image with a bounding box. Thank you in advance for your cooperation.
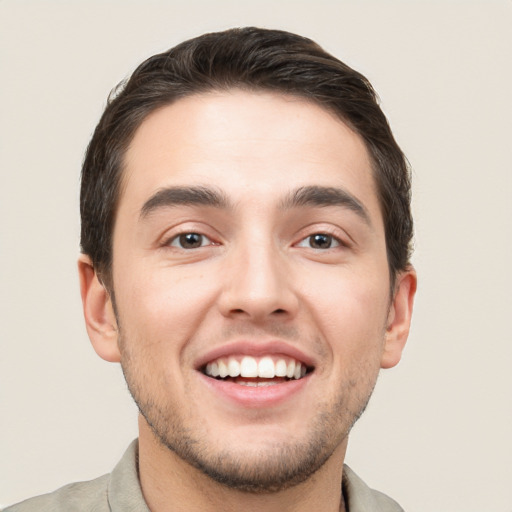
[198,372,310,408]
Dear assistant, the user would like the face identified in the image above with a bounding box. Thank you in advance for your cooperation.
[93,90,412,492]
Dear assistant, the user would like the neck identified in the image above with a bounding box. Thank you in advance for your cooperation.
[137,416,347,512]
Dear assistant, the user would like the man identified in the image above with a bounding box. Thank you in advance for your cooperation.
[6,27,416,511]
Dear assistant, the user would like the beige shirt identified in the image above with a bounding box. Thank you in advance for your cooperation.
[4,440,404,512]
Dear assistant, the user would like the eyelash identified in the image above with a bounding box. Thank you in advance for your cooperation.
[164,230,346,251]
[166,232,216,250]
[295,232,343,250]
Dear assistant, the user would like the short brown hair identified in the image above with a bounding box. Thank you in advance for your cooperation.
[80,27,413,289]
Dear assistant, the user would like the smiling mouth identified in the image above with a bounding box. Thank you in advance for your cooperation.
[201,355,313,386]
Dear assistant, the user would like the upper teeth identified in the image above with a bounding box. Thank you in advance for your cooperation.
[205,355,307,380]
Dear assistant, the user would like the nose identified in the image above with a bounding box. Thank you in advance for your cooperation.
[217,239,299,323]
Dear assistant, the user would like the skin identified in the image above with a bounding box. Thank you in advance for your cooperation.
[79,90,416,512]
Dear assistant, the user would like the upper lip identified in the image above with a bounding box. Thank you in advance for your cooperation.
[194,340,316,371]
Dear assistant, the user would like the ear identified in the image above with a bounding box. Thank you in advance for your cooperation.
[78,254,120,363]
[381,267,417,369]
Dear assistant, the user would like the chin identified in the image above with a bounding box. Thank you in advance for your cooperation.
[162,428,338,493]
[140,402,351,494]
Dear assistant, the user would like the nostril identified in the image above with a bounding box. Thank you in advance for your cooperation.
[273,309,286,314]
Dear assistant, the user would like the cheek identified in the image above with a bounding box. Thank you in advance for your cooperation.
[303,267,390,356]
[113,262,220,353]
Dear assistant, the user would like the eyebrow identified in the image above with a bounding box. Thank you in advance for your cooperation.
[139,184,371,226]
[280,185,371,226]
[140,186,231,219]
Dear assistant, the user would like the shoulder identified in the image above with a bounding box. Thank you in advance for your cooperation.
[3,439,146,512]
[343,465,405,512]
[2,474,111,512]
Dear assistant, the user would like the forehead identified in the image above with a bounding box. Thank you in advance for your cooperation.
[119,90,381,223]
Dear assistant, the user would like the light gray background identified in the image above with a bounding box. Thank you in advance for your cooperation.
[1,1,511,510]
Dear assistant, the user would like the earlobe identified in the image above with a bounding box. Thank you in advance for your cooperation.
[78,254,121,363]
[381,267,417,369]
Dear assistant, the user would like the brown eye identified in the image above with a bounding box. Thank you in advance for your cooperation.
[170,232,209,249]
[296,233,341,250]
[309,234,337,249]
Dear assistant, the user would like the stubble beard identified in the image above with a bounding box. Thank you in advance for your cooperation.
[119,333,379,494]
